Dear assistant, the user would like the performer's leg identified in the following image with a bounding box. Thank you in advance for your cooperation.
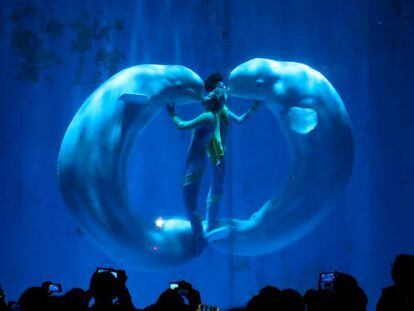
[206,161,225,231]
[183,158,206,250]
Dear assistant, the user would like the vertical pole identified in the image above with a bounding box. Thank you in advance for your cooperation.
[221,0,234,307]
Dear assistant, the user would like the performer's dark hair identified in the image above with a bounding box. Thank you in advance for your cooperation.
[204,72,224,92]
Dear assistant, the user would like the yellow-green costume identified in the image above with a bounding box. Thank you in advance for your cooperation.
[205,89,228,166]
[208,109,228,166]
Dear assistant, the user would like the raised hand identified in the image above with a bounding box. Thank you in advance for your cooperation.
[117,269,128,285]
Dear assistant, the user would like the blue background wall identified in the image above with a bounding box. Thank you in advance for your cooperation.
[1,0,413,309]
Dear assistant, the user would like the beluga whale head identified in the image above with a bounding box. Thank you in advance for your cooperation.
[228,58,282,101]
[159,65,204,104]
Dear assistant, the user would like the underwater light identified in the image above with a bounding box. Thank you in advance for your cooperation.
[155,217,164,229]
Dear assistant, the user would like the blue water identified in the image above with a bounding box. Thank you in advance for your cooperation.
[1,0,414,310]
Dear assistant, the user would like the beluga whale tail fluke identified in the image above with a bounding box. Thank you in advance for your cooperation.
[206,58,354,255]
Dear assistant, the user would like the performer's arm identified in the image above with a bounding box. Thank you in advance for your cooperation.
[167,103,214,130]
[228,100,261,124]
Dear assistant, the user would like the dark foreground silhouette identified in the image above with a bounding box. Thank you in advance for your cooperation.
[1,254,413,310]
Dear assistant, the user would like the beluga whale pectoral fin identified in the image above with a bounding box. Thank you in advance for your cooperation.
[256,78,265,85]
[119,93,150,105]
[287,106,319,134]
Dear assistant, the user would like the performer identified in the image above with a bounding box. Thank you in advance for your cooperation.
[167,73,260,250]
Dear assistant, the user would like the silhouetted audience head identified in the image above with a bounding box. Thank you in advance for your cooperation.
[304,271,367,311]
[334,272,367,311]
[377,254,414,311]
[89,268,134,310]
[247,285,282,310]
[280,288,305,311]
[145,280,200,311]
[62,288,90,311]
[246,285,305,311]
[155,288,188,310]
[391,254,414,289]
[18,286,49,311]
[0,286,7,311]
[90,271,119,304]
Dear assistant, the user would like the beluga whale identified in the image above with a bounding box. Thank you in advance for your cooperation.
[206,58,354,255]
[58,64,205,269]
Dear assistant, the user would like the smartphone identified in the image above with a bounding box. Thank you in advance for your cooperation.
[97,267,118,278]
[48,283,62,293]
[169,282,189,297]
[319,272,335,291]
[169,282,179,290]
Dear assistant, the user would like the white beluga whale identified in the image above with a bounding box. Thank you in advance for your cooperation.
[58,65,204,269]
[206,58,354,255]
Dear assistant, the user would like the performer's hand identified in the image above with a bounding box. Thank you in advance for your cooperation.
[166,103,176,116]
